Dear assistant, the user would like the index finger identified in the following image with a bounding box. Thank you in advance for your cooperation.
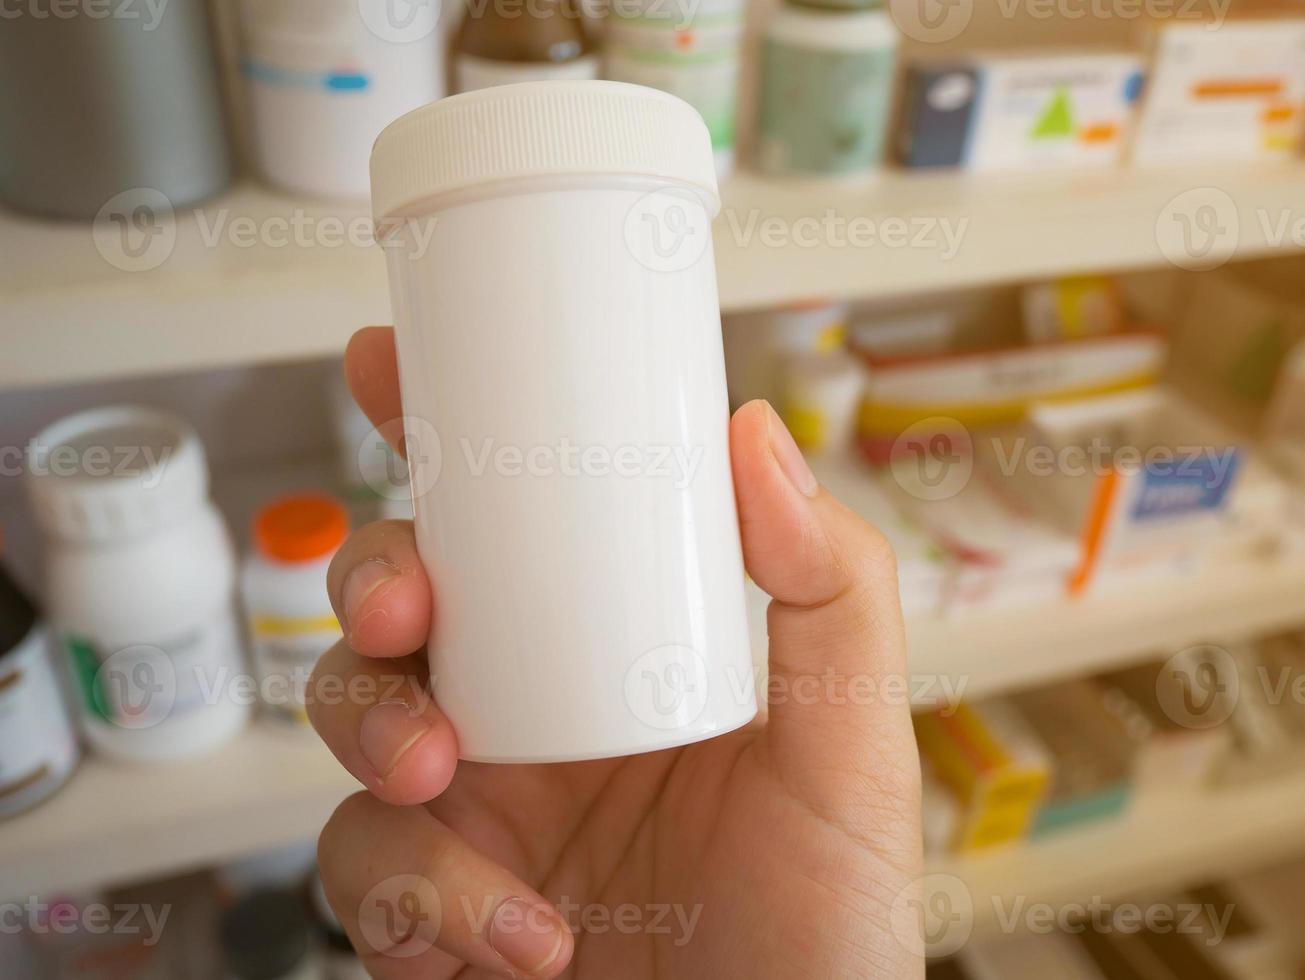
[345,326,407,458]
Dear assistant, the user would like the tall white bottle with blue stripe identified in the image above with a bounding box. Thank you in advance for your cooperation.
[238,0,444,201]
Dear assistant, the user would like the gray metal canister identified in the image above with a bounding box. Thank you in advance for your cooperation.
[0,0,232,219]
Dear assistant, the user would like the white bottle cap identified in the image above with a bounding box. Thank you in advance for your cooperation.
[26,406,209,543]
[369,80,720,227]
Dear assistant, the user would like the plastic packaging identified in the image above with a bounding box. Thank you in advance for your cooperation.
[238,0,444,200]
[27,407,250,763]
[0,558,79,820]
[370,81,756,762]
[242,495,348,723]
[757,0,898,176]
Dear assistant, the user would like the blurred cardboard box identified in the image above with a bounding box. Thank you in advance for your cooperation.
[1132,16,1305,165]
[898,50,1144,172]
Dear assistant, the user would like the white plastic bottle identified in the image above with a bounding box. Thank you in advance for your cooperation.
[370,81,756,762]
[242,494,348,724]
[0,558,79,819]
[27,407,251,763]
[757,0,899,176]
[604,0,744,176]
[238,0,444,200]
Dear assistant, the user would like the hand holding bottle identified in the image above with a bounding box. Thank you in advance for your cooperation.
[309,327,923,979]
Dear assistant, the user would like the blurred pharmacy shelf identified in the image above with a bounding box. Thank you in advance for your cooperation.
[4,550,1304,897]
[905,552,1305,702]
[933,769,1305,939]
[742,549,1305,705]
[8,596,1305,899]
[6,164,1305,389]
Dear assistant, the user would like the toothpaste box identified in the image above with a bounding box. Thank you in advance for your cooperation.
[897,50,1145,171]
[1131,18,1305,165]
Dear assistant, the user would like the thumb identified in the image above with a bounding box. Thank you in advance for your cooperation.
[730,401,915,781]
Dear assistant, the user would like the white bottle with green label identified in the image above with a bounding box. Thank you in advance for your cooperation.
[27,407,251,763]
[757,0,898,176]
[604,0,744,177]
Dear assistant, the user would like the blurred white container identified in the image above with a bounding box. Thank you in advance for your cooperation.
[238,0,443,200]
[722,301,849,408]
[242,495,348,725]
[779,350,865,454]
[604,0,744,176]
[371,81,755,762]
[27,407,249,763]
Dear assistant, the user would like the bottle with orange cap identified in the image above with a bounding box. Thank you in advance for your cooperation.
[241,494,350,725]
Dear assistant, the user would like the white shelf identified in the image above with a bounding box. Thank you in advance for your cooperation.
[6,164,1305,389]
[904,552,1305,704]
[0,722,356,898]
[933,769,1305,937]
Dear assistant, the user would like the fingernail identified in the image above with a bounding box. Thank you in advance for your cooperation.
[489,898,567,977]
[765,403,819,498]
[342,559,400,632]
[359,700,434,779]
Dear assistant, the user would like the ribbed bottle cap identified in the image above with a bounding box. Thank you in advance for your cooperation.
[370,80,720,227]
[26,406,209,543]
